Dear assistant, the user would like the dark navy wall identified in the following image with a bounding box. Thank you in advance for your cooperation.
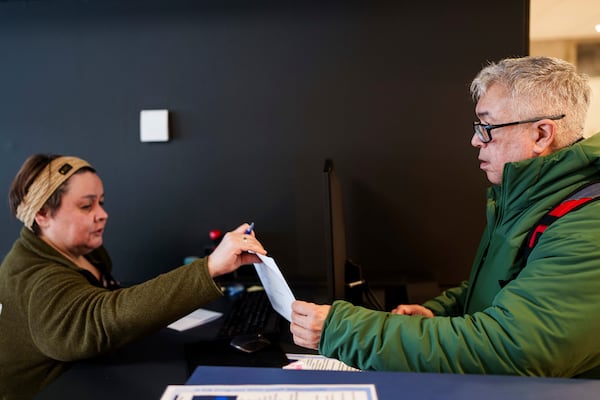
[0,1,529,288]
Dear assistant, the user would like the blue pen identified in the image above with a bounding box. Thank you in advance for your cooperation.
[244,222,255,235]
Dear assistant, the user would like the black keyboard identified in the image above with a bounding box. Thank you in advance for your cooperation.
[217,289,282,338]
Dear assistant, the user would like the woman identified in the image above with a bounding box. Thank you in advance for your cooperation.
[0,154,266,399]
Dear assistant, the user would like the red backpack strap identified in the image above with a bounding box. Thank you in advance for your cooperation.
[525,181,600,256]
[499,181,600,289]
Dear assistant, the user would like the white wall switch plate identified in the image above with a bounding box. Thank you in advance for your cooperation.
[140,109,169,142]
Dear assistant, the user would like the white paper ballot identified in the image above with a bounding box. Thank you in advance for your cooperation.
[161,384,378,400]
[284,353,361,371]
[253,254,296,321]
[167,308,223,332]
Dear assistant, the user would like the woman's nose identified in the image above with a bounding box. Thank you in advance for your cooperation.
[96,206,108,222]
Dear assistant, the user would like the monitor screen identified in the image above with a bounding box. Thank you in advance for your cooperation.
[323,159,347,302]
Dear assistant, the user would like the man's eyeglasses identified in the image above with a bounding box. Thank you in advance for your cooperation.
[473,114,565,143]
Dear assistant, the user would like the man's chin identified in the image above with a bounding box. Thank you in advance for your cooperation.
[486,173,501,185]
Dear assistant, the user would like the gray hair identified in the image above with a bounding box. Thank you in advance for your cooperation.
[470,56,591,149]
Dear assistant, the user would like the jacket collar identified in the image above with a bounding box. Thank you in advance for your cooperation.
[491,133,600,210]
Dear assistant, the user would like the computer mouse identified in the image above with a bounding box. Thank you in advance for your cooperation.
[230,333,271,353]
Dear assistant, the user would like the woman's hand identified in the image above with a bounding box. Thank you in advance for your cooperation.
[290,300,331,350]
[207,223,267,277]
[390,304,434,318]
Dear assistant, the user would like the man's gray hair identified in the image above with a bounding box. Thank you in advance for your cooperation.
[470,56,591,149]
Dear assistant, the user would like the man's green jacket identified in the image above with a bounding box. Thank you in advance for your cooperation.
[320,133,600,378]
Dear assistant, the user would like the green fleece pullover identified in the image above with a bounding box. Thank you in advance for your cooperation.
[0,228,223,399]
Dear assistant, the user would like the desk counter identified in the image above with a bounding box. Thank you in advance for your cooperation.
[187,365,600,400]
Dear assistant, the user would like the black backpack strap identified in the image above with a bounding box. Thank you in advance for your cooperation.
[499,181,600,288]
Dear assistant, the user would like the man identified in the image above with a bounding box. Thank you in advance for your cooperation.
[291,56,600,378]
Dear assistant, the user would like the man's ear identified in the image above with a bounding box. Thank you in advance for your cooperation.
[532,119,557,155]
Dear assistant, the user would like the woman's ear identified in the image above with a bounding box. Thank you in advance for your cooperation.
[34,208,50,230]
[532,119,557,155]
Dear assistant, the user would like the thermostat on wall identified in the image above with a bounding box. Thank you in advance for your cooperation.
[140,109,169,142]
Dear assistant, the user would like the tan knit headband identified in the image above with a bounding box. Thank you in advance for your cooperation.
[16,156,93,230]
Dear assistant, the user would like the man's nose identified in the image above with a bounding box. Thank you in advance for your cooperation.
[471,132,484,148]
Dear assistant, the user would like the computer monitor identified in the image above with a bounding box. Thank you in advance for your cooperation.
[323,159,347,302]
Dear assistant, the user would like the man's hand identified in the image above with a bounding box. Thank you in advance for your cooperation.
[290,300,331,350]
[390,304,434,318]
